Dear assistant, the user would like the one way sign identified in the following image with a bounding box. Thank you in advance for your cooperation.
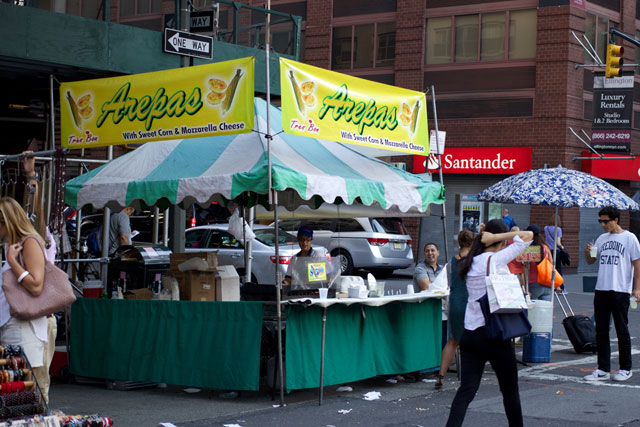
[164,29,213,59]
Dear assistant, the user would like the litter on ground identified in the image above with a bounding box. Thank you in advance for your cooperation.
[363,391,381,401]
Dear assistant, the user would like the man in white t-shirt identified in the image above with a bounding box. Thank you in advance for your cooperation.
[584,206,640,382]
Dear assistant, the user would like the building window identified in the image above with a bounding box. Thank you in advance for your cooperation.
[509,10,536,59]
[636,31,640,74]
[481,12,505,61]
[332,22,396,70]
[597,16,609,59]
[426,17,452,64]
[376,22,396,67]
[332,26,353,70]
[354,24,375,68]
[120,0,162,17]
[66,0,102,19]
[455,15,478,63]
[584,13,617,63]
[426,9,536,65]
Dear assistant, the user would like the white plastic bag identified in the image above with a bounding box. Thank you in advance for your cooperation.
[485,256,527,313]
[227,210,255,243]
[429,264,449,292]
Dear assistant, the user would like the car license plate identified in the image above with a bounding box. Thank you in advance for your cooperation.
[393,242,402,249]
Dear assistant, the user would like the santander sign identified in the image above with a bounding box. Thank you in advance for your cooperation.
[414,147,532,175]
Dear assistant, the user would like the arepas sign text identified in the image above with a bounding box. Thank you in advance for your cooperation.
[280,58,428,155]
[61,57,254,149]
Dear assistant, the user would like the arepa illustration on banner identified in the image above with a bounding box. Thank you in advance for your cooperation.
[61,57,254,149]
[280,58,428,155]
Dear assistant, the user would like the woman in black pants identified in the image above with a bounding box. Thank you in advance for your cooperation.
[445,219,533,427]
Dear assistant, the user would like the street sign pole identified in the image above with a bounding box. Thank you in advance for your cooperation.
[167,0,192,255]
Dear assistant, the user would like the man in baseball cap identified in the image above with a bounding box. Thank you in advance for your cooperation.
[283,225,326,286]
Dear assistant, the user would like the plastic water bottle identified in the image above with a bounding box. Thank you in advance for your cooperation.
[631,297,638,310]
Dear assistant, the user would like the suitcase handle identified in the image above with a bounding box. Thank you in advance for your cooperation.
[555,292,575,317]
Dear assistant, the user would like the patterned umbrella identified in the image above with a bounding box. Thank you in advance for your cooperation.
[477,166,638,210]
[478,166,638,294]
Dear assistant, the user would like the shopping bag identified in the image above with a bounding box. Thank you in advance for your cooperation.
[429,264,449,292]
[478,293,531,341]
[227,210,255,243]
[537,247,564,288]
[485,256,527,314]
[3,236,76,320]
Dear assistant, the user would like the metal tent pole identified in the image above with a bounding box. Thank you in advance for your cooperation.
[101,146,113,290]
[163,208,170,246]
[245,206,255,283]
[152,206,160,244]
[264,0,284,406]
[319,306,327,405]
[273,191,285,406]
[46,75,56,224]
[550,206,559,307]
[74,149,86,282]
[430,85,449,260]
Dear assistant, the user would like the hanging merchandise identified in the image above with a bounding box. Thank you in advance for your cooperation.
[49,149,67,237]
[49,148,69,257]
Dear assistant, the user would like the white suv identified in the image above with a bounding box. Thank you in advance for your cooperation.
[277,217,414,275]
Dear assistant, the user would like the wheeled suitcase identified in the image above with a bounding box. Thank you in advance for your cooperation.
[555,293,597,354]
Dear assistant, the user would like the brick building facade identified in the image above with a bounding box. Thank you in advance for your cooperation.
[3,0,639,272]
[256,0,640,272]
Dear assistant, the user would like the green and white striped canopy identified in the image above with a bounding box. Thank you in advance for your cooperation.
[65,98,445,212]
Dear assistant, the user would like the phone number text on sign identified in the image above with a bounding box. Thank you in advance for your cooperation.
[591,130,631,142]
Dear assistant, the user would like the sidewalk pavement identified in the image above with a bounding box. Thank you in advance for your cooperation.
[49,271,616,427]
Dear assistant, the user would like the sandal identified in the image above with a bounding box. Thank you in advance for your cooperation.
[435,374,445,389]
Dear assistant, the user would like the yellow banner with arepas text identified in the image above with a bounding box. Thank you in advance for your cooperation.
[280,58,428,155]
[60,57,254,149]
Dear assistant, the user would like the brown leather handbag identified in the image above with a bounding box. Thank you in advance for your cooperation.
[2,236,76,320]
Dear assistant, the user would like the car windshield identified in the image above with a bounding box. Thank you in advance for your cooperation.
[254,228,297,246]
[371,218,408,235]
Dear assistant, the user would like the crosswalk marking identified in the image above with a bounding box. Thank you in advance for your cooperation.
[515,338,640,388]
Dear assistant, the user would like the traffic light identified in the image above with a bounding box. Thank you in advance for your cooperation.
[605,43,624,78]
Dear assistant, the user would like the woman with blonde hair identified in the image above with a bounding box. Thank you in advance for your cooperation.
[0,197,50,401]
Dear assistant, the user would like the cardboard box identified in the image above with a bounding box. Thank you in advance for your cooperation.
[170,251,218,271]
[215,265,240,301]
[178,270,216,301]
[124,288,154,300]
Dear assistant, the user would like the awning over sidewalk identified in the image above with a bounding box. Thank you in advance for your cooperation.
[580,151,640,181]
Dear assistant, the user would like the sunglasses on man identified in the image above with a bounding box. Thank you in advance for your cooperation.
[598,219,613,224]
